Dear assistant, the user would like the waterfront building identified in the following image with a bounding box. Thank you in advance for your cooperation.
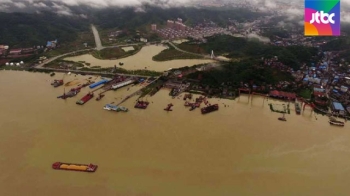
[331,102,346,116]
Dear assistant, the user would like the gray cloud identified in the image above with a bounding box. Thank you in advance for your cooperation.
[0,0,349,22]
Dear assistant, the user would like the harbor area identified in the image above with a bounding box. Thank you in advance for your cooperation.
[46,72,347,126]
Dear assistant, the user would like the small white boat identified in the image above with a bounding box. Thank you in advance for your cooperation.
[103,104,128,112]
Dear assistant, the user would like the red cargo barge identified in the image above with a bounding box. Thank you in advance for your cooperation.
[201,104,219,114]
[52,162,98,172]
[76,92,94,105]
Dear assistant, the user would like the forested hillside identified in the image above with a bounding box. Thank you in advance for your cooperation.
[90,6,267,29]
[0,11,89,47]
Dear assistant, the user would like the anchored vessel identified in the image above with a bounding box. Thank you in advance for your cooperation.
[329,120,344,127]
[103,104,128,112]
[52,162,98,172]
[164,103,173,111]
[278,113,287,121]
[51,79,63,88]
[96,94,105,101]
[295,102,301,115]
[57,88,80,99]
[201,104,219,114]
[76,92,94,105]
[134,100,149,109]
[278,117,287,121]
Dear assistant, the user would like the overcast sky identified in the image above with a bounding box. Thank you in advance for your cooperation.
[0,0,349,22]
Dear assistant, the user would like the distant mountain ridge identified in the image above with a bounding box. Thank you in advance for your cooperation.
[0,11,89,47]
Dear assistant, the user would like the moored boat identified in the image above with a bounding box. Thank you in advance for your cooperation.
[278,117,287,121]
[184,101,192,107]
[295,103,301,115]
[52,162,98,172]
[164,103,173,111]
[134,100,149,109]
[57,88,80,99]
[96,94,105,101]
[76,92,94,105]
[201,104,219,114]
[51,79,63,88]
[278,113,287,121]
[103,104,128,112]
[329,120,344,127]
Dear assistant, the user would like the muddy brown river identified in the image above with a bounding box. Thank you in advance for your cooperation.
[0,71,349,196]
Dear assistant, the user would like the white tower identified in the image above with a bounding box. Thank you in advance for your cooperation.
[210,50,215,59]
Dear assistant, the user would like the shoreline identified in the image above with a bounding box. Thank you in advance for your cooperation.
[63,45,215,71]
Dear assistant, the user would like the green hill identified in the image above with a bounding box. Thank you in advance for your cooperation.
[90,6,267,30]
[0,11,89,47]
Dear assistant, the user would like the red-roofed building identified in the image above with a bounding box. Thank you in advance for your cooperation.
[269,90,296,101]
[313,87,326,97]
[9,49,22,55]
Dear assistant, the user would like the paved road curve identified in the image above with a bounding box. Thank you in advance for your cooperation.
[34,66,156,78]
[36,49,94,68]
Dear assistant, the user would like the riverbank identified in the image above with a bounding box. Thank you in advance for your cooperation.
[64,45,215,71]
[91,45,142,60]
[1,71,349,196]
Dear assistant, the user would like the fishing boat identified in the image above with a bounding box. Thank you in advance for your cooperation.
[164,103,173,111]
[118,106,129,112]
[104,104,118,111]
[52,162,98,172]
[57,88,80,99]
[295,102,301,115]
[103,104,128,112]
[329,120,344,127]
[278,117,287,121]
[201,104,219,114]
[51,79,63,88]
[189,105,196,111]
[96,94,105,101]
[278,113,287,121]
[134,100,149,109]
[96,90,105,101]
[184,101,192,107]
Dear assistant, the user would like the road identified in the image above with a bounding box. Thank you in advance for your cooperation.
[34,66,154,78]
[91,24,104,50]
[36,49,93,68]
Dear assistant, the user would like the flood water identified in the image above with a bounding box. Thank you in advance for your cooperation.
[0,71,350,196]
[64,45,215,71]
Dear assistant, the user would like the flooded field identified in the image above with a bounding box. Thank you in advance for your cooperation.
[0,71,349,196]
[64,45,215,71]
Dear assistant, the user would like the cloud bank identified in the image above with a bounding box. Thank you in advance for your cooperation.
[0,0,349,23]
